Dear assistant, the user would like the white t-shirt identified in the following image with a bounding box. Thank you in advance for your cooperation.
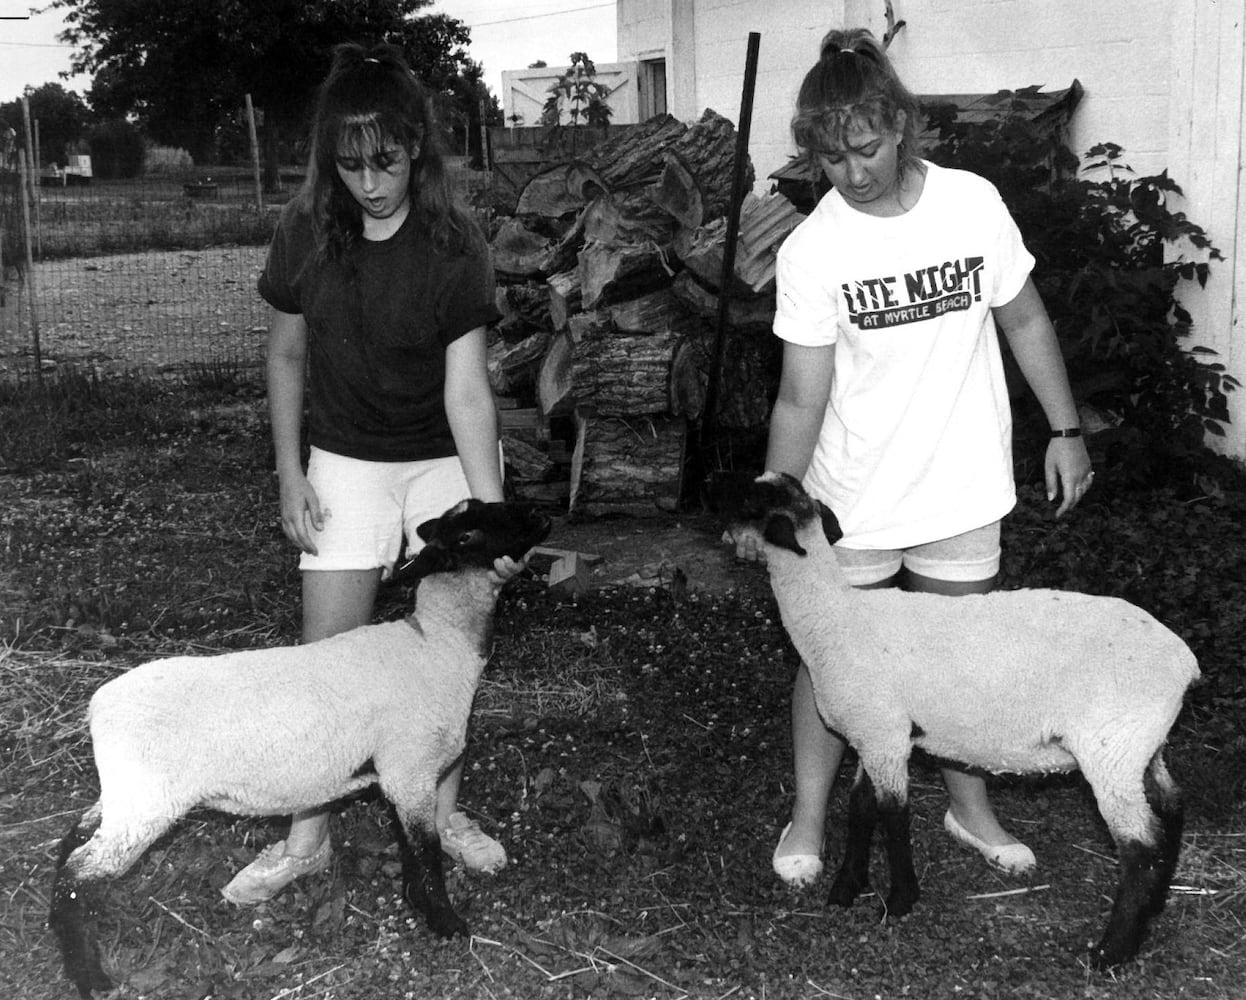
[772,161,1034,549]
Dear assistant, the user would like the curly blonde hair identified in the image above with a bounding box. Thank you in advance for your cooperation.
[791,28,923,181]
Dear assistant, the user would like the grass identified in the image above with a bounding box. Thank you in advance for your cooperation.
[1,373,1244,999]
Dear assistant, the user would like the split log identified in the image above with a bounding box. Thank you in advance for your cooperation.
[669,339,706,420]
[607,286,705,337]
[490,216,564,281]
[583,114,689,189]
[501,435,557,482]
[487,329,550,395]
[537,331,575,417]
[671,270,775,332]
[515,160,607,219]
[569,411,688,514]
[652,153,703,235]
[568,316,680,416]
[551,290,704,417]
[578,240,674,312]
[495,281,553,335]
[663,109,752,223]
[576,188,678,309]
[734,192,804,290]
[546,269,582,331]
[679,191,803,294]
[679,324,780,430]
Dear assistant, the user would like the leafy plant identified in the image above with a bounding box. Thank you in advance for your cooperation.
[540,52,614,129]
[924,96,1239,487]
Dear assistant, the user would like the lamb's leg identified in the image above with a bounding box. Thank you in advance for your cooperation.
[1078,751,1167,968]
[49,806,112,998]
[388,801,468,939]
[1143,751,1185,920]
[50,804,170,998]
[827,765,876,908]
[877,793,919,918]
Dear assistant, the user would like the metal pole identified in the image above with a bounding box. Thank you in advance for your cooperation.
[695,31,761,489]
[244,94,264,211]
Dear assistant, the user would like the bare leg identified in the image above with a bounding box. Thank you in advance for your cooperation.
[285,569,382,854]
[779,574,895,867]
[903,569,1026,855]
[435,755,465,829]
[780,661,847,860]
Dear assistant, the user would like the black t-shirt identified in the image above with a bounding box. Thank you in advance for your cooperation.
[258,199,501,462]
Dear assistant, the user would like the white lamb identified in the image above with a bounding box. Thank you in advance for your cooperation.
[49,498,551,999]
[712,471,1200,969]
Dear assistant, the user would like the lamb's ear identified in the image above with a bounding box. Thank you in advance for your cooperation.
[763,513,807,556]
[815,501,843,545]
[393,544,456,583]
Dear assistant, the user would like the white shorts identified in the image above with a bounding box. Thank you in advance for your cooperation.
[299,447,474,574]
[833,521,1001,587]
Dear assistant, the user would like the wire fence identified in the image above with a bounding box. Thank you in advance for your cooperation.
[0,160,491,383]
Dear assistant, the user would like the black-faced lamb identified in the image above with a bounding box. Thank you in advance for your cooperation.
[48,498,550,999]
[711,471,1200,969]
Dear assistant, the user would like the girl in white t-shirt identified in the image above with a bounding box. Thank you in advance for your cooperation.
[742,27,1094,887]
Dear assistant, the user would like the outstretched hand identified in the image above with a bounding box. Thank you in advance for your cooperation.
[723,529,767,566]
[489,554,528,586]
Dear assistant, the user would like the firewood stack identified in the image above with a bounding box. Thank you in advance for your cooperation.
[487,110,804,514]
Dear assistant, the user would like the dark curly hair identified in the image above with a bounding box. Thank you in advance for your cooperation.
[301,42,479,261]
[791,28,923,182]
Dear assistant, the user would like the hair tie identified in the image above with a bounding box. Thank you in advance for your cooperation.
[841,47,856,54]
[364,57,380,64]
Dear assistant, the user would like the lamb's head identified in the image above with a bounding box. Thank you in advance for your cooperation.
[709,471,842,556]
[398,499,551,579]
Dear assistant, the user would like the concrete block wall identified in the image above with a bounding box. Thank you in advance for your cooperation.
[618,0,1173,187]
[616,0,1246,459]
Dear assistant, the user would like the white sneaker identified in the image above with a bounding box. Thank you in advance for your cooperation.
[440,812,507,873]
[220,838,332,905]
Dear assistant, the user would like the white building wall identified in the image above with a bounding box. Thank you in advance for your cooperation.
[615,0,1246,458]
[618,0,1172,188]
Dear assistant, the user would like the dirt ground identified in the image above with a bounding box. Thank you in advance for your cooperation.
[541,506,754,594]
[0,246,268,375]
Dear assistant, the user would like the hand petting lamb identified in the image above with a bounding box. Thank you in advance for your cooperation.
[711,470,1200,969]
[49,498,550,999]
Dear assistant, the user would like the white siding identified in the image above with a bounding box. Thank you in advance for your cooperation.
[614,0,1246,457]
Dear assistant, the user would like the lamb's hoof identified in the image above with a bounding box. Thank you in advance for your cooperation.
[427,908,469,940]
[71,967,112,999]
[1090,939,1139,971]
[826,875,860,908]
[881,889,918,919]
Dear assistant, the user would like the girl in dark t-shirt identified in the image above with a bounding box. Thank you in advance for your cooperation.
[222,42,515,905]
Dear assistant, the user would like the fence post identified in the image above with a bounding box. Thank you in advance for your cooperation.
[21,98,41,259]
[245,94,264,212]
[17,155,43,379]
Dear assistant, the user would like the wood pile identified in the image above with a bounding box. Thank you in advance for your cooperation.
[487,110,804,513]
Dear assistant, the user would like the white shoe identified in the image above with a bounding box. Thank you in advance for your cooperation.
[772,821,823,888]
[220,837,332,905]
[943,810,1036,874]
[441,812,507,873]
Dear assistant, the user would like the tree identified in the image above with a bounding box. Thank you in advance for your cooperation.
[540,53,613,128]
[51,0,483,184]
[0,83,89,166]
